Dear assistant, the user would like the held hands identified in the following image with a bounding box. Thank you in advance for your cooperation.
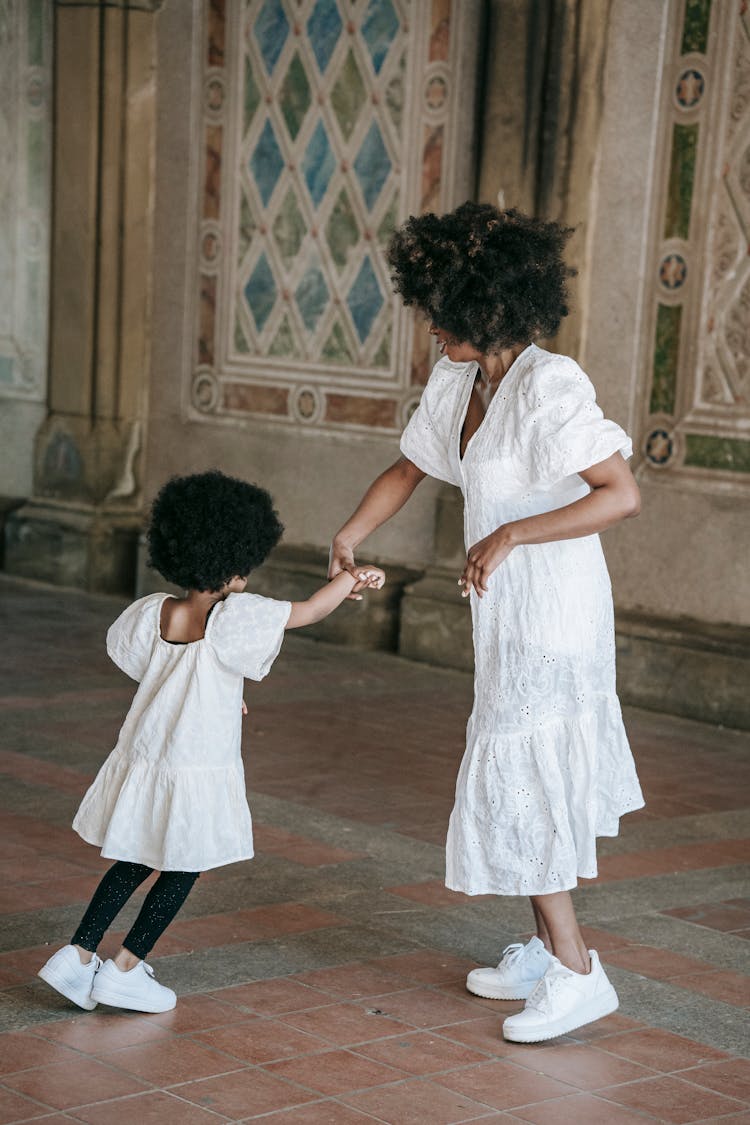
[459,525,516,599]
[329,541,384,601]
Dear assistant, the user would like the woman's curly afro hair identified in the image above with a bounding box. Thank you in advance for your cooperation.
[387,202,575,352]
[147,470,284,591]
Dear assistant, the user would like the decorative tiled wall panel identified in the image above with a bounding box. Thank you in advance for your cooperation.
[188,0,474,434]
[0,0,51,401]
[641,0,750,486]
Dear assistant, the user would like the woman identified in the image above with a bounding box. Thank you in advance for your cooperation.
[329,203,644,1043]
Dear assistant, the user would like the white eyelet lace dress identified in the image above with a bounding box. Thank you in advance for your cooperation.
[400,344,644,896]
[72,592,291,872]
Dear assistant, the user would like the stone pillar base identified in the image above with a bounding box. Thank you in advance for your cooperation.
[616,612,750,731]
[399,568,473,671]
[5,502,140,594]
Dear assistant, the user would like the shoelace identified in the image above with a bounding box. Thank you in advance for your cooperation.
[497,942,525,968]
[525,961,573,1012]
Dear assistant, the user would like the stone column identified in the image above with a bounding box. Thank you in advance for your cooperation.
[5,1,157,593]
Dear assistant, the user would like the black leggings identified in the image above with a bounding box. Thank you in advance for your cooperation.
[71,861,199,960]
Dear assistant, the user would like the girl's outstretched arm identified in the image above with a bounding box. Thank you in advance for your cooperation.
[286,567,385,629]
[329,456,426,589]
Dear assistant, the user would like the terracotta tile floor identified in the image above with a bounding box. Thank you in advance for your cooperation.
[0,576,748,1123]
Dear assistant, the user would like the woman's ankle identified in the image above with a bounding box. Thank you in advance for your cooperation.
[74,944,95,965]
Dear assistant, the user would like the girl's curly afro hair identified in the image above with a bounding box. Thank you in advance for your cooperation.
[147,470,284,591]
[387,202,575,352]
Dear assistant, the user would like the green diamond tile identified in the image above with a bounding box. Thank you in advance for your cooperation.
[279,52,312,140]
[244,56,261,132]
[235,315,250,354]
[269,313,300,357]
[372,321,391,367]
[238,191,257,263]
[377,193,397,246]
[273,188,307,265]
[331,48,367,141]
[386,53,405,129]
[322,318,355,363]
[326,189,359,270]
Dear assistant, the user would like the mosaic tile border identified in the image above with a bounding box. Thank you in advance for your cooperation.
[641,0,750,484]
[0,0,51,402]
[188,0,477,435]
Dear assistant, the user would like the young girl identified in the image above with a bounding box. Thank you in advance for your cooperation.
[39,470,384,1014]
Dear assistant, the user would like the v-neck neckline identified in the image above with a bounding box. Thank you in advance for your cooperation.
[458,344,533,463]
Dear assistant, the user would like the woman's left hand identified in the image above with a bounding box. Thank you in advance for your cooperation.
[460,525,516,598]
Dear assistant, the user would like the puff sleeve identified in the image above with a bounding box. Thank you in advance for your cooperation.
[208,592,291,681]
[400,359,463,487]
[106,594,162,682]
[524,359,633,489]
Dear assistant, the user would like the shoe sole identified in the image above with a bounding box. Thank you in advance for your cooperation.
[502,984,619,1043]
[38,964,97,1011]
[91,984,176,1013]
[466,979,537,1001]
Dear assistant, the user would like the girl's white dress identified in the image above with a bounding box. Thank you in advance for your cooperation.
[73,592,291,872]
[401,344,644,896]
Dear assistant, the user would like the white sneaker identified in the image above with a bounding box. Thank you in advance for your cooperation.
[466,937,553,1000]
[38,945,101,1011]
[91,958,176,1013]
[502,949,618,1043]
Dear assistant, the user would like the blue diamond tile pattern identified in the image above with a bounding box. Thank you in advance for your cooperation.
[361,0,399,74]
[347,255,383,342]
[254,0,290,74]
[245,253,277,331]
[307,0,343,73]
[302,121,336,207]
[354,121,391,210]
[296,264,329,331]
[250,119,285,206]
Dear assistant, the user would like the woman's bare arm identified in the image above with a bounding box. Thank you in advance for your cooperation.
[461,453,640,597]
[328,456,426,584]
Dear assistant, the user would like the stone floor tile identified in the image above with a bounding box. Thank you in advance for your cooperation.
[176,1067,317,1118]
[0,1031,80,1075]
[278,1002,409,1046]
[663,903,750,932]
[354,1030,492,1074]
[598,1028,730,1070]
[600,1075,746,1123]
[509,1042,657,1089]
[3,1057,149,1111]
[672,970,750,1006]
[290,963,415,1000]
[0,1086,55,1123]
[366,988,488,1030]
[30,1012,175,1055]
[509,1091,670,1124]
[265,1049,405,1096]
[99,1038,242,1086]
[602,944,716,979]
[368,951,479,985]
[341,1077,499,1123]
[384,882,490,908]
[433,1017,565,1060]
[70,1089,232,1123]
[168,905,344,951]
[563,1012,646,1042]
[677,1058,750,1100]
[193,1018,328,1065]
[434,1060,577,1110]
[239,1103,381,1124]
[148,994,258,1034]
[210,980,331,1016]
